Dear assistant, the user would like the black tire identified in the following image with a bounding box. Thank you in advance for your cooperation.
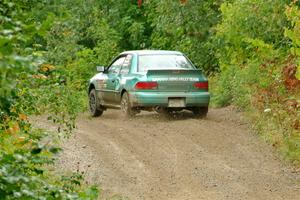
[89,89,103,117]
[121,92,135,117]
[192,107,208,118]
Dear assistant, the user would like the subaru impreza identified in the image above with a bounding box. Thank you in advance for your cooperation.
[88,50,210,117]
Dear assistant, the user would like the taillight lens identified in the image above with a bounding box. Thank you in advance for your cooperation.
[135,81,158,90]
[194,81,208,90]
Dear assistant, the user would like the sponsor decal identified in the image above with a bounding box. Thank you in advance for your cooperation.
[96,79,106,88]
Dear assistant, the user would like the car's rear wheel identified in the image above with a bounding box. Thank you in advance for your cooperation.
[121,92,136,117]
[89,89,103,117]
[192,107,208,118]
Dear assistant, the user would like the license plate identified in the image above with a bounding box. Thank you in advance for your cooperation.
[168,98,186,107]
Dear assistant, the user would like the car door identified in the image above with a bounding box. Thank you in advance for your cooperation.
[103,56,126,104]
[115,54,133,103]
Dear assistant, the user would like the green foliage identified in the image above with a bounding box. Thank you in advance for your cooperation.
[97,0,149,50]
[215,0,288,70]
[212,0,288,106]
[38,1,121,98]
[144,0,221,74]
[211,0,300,164]
[0,0,39,114]
[40,0,222,75]
[0,125,98,199]
[285,4,300,80]
[0,0,98,199]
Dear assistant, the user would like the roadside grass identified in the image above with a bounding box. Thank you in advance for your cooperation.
[210,75,300,167]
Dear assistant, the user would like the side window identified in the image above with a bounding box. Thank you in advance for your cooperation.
[120,55,132,75]
[108,56,125,74]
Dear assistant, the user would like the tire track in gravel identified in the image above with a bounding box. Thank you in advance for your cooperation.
[40,107,300,200]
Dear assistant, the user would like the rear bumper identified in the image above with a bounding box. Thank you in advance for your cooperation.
[130,91,210,107]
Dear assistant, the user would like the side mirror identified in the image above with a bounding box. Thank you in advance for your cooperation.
[96,66,105,72]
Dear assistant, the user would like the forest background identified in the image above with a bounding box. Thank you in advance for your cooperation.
[0,0,300,199]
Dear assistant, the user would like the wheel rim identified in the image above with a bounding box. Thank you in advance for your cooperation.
[89,93,96,113]
[121,95,128,113]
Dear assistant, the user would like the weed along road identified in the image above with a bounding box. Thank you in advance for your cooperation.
[41,107,300,200]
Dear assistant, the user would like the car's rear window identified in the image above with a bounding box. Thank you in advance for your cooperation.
[138,54,194,72]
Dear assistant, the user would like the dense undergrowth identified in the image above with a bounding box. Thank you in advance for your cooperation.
[0,0,300,199]
[0,1,97,199]
[211,0,300,165]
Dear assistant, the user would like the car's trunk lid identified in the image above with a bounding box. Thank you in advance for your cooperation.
[146,69,206,92]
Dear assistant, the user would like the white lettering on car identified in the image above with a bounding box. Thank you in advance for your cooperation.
[151,77,199,82]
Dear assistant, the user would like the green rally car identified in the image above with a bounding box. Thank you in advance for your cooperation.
[88,50,210,117]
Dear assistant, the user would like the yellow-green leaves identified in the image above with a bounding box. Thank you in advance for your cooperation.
[285,4,300,80]
[296,65,300,80]
[285,5,300,54]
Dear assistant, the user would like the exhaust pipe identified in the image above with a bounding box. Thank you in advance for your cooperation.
[154,106,163,113]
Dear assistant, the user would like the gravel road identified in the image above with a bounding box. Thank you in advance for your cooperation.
[41,107,300,200]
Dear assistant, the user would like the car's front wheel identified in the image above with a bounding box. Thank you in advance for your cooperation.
[121,92,136,117]
[192,107,208,118]
[89,89,103,117]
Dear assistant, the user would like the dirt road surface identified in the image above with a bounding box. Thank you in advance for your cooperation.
[40,107,300,200]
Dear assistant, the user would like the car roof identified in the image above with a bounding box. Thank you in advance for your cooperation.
[120,50,183,56]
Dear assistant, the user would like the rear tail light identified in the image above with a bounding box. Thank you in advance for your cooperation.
[194,81,208,90]
[135,81,158,90]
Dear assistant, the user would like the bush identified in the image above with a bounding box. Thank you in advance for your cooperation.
[0,1,98,199]
[211,0,300,164]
